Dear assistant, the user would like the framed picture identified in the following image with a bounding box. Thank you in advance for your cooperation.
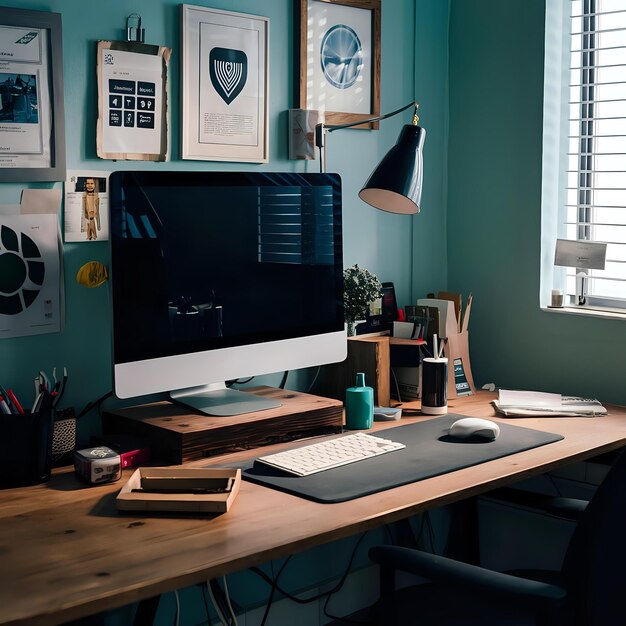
[181,4,269,163]
[0,7,65,182]
[296,0,380,129]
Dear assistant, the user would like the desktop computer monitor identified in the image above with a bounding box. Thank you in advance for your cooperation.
[109,171,346,416]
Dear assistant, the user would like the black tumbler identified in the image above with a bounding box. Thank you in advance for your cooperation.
[421,357,448,415]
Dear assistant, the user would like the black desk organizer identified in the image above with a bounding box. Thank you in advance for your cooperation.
[239,415,564,504]
[0,394,54,488]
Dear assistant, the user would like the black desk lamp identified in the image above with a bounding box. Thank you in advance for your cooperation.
[314,101,426,215]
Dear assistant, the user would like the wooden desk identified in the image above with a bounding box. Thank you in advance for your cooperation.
[2,392,626,626]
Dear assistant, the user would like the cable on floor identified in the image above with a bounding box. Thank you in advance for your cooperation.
[202,579,238,626]
[259,555,291,626]
[250,532,368,621]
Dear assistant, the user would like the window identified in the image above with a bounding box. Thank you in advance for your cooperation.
[542,0,626,312]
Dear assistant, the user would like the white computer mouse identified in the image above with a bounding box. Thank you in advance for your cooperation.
[448,417,500,440]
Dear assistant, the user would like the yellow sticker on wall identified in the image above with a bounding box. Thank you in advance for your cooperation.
[76,261,108,288]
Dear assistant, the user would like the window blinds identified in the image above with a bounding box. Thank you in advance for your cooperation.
[566,0,626,304]
[258,186,335,265]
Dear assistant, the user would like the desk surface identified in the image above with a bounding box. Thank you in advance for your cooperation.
[2,392,626,626]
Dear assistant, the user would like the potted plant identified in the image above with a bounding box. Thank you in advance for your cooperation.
[343,264,383,336]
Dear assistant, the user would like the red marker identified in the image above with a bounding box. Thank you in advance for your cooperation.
[7,389,24,415]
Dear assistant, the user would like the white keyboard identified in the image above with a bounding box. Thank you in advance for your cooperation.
[255,432,406,477]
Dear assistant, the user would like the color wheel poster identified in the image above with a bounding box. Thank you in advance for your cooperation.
[0,213,60,338]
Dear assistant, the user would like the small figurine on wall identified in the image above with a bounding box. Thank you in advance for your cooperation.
[83,177,100,240]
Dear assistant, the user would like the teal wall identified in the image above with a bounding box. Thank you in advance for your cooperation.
[5,0,624,622]
[1,1,451,623]
[0,0,450,436]
[447,0,626,404]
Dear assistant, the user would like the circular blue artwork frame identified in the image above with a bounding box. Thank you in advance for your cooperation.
[320,24,363,90]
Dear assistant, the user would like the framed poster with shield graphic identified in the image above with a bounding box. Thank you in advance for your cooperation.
[181,5,269,163]
[295,0,380,130]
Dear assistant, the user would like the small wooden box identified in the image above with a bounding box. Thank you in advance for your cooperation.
[320,336,424,406]
[321,336,391,406]
[116,467,241,513]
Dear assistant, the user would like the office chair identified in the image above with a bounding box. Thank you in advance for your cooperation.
[369,447,626,625]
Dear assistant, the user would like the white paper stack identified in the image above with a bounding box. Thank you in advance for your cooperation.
[493,389,607,417]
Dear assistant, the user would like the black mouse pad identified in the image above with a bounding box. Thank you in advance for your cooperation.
[236,414,564,503]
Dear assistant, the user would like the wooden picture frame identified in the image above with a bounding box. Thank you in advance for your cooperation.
[180,4,269,163]
[295,0,380,129]
[0,7,66,182]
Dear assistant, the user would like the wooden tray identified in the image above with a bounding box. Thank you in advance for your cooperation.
[116,467,240,513]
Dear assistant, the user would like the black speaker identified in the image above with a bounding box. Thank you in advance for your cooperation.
[381,282,398,323]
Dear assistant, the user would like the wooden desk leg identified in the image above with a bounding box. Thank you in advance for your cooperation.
[133,596,160,626]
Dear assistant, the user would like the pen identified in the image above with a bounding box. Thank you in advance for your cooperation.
[0,384,15,414]
[39,370,51,392]
[0,395,11,415]
[52,367,67,409]
[7,390,24,415]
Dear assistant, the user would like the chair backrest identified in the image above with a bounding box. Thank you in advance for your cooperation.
[561,447,626,625]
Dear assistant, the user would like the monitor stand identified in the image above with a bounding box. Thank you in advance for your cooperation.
[170,382,282,416]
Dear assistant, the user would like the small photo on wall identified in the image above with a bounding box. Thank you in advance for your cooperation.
[64,170,110,242]
[0,73,39,124]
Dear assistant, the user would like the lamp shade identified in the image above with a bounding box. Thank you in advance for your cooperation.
[358,124,426,214]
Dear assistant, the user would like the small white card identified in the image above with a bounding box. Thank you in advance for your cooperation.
[554,239,607,270]
[393,321,415,339]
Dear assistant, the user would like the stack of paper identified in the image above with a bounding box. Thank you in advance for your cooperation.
[493,389,607,417]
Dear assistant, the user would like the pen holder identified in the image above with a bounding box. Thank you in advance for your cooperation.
[0,395,54,488]
[421,357,448,415]
[52,408,77,466]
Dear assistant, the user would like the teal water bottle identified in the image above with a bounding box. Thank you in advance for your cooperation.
[345,372,374,430]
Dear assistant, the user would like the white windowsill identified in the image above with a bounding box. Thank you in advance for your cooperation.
[541,305,626,321]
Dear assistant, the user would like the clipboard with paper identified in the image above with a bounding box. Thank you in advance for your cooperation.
[96,40,171,161]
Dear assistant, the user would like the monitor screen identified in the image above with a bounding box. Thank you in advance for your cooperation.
[109,171,346,415]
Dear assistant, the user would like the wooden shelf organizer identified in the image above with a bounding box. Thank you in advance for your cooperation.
[103,386,343,464]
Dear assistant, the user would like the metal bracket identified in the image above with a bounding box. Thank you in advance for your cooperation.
[126,13,145,43]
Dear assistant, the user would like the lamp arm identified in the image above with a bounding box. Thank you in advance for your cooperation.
[315,101,419,150]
